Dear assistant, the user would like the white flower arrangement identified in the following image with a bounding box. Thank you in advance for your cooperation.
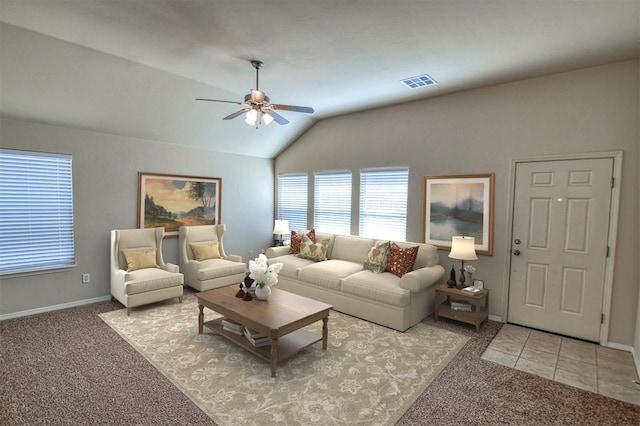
[248,254,283,288]
[465,264,477,274]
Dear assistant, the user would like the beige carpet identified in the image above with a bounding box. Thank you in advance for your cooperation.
[99,295,468,425]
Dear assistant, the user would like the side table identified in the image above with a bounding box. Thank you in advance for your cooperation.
[434,284,489,331]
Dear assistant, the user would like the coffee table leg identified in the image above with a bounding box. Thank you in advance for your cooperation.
[322,317,328,350]
[270,339,278,378]
[198,304,204,334]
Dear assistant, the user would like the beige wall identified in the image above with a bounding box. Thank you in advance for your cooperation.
[276,60,639,347]
[0,118,275,317]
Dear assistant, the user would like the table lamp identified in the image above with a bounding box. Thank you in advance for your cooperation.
[448,236,477,288]
[272,220,289,246]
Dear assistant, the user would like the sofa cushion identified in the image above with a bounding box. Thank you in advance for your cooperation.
[330,235,376,263]
[124,268,182,295]
[196,259,246,281]
[387,243,419,277]
[290,229,316,254]
[190,241,221,261]
[298,234,330,261]
[341,270,410,307]
[297,259,363,291]
[122,247,159,272]
[268,254,316,279]
[363,240,390,273]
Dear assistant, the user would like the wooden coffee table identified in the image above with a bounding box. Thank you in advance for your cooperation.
[197,286,332,377]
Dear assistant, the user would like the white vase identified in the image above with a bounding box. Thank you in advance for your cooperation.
[254,285,271,300]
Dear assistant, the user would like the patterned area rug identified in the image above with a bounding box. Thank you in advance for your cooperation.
[99,295,468,425]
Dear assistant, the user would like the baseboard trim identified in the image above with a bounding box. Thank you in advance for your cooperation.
[0,295,112,322]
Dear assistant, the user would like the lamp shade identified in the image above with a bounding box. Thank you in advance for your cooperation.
[262,111,274,126]
[272,220,289,235]
[448,236,478,260]
[244,109,258,126]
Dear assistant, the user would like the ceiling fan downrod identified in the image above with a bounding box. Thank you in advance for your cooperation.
[251,60,264,91]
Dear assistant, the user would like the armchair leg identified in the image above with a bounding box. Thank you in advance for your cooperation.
[127,307,131,316]
[179,296,183,303]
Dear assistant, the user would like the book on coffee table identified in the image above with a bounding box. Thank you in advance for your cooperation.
[244,328,271,346]
[221,318,245,335]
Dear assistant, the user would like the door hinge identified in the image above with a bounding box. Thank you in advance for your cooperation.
[601,313,605,324]
[606,246,610,257]
[611,177,615,188]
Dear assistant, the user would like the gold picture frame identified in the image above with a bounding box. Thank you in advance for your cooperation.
[422,173,494,255]
[138,172,222,238]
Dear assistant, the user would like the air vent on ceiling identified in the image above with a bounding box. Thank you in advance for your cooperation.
[400,74,437,89]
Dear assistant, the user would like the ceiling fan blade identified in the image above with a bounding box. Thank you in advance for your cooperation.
[223,109,249,120]
[266,110,289,125]
[271,104,314,114]
[196,98,243,105]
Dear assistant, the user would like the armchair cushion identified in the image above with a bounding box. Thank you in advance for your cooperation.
[190,242,221,261]
[122,247,160,271]
[196,259,247,281]
[124,268,184,295]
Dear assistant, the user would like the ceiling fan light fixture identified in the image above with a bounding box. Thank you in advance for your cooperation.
[244,109,258,126]
[262,111,274,126]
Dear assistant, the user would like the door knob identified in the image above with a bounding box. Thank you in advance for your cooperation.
[513,250,521,256]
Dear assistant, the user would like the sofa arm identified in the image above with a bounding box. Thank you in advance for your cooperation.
[225,254,243,263]
[164,262,180,273]
[399,265,445,292]
[266,246,290,258]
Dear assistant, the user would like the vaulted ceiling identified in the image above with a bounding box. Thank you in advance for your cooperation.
[1,1,638,158]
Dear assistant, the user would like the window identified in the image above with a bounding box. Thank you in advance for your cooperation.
[276,173,308,231]
[314,171,352,234]
[0,149,75,275]
[359,168,408,241]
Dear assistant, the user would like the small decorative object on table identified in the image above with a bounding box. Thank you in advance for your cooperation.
[447,265,457,288]
[465,264,477,286]
[248,254,283,301]
[235,282,245,298]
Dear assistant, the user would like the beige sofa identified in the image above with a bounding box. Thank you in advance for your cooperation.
[266,232,445,331]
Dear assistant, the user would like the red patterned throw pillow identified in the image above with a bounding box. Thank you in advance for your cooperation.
[386,242,419,277]
[289,229,316,254]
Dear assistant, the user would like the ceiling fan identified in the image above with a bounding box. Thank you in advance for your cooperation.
[196,60,314,127]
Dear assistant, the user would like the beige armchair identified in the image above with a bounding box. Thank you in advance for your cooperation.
[110,227,184,315]
[179,224,246,291]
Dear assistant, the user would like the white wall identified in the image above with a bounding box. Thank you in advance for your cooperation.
[276,60,639,346]
[0,118,275,317]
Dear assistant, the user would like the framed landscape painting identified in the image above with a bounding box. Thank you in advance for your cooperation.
[422,173,494,255]
[138,172,221,237]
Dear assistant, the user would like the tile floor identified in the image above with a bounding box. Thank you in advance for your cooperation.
[481,323,640,406]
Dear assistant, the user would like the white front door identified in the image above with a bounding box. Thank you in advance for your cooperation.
[508,158,613,342]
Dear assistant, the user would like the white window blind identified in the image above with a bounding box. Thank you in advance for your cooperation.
[277,173,308,232]
[359,168,408,241]
[0,149,75,275]
[314,171,352,235]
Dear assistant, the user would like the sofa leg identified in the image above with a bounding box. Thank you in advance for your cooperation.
[127,307,131,316]
[178,296,183,303]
